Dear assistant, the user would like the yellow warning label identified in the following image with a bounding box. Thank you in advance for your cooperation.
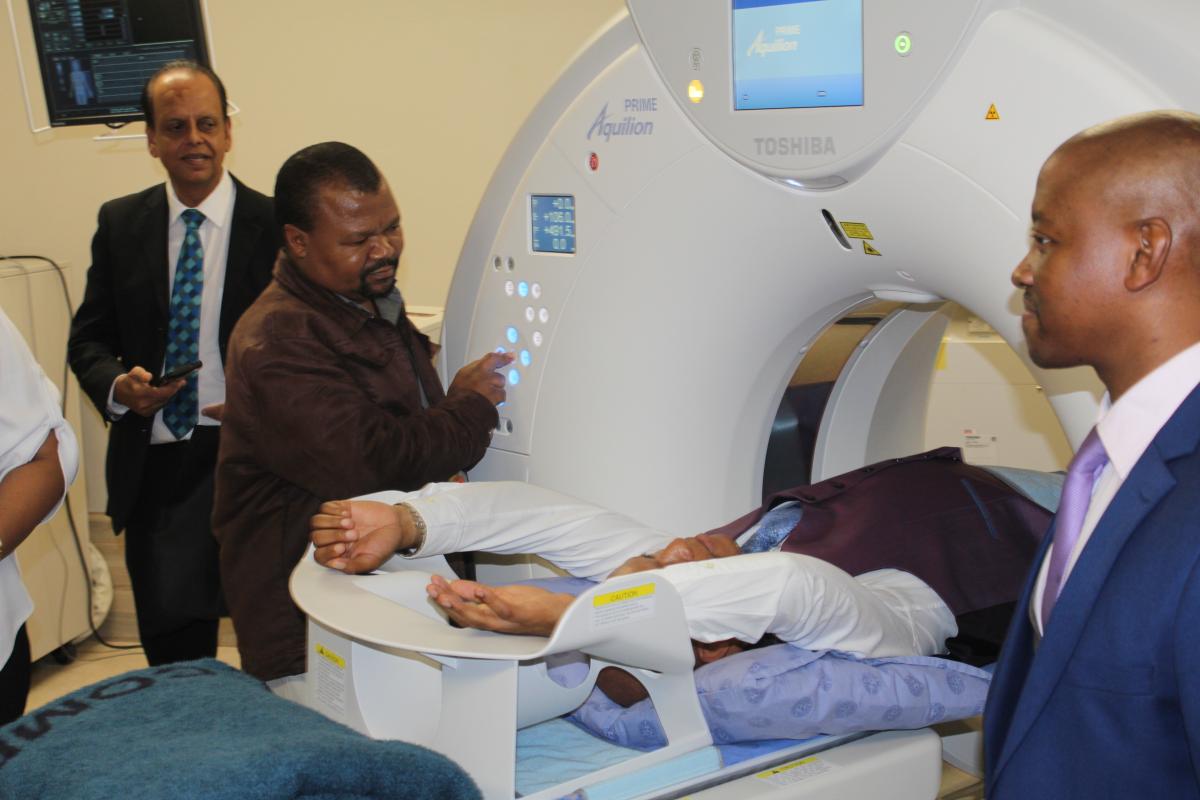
[594,583,656,607]
[935,342,948,371]
[315,643,345,669]
[985,103,1000,121]
[863,240,882,256]
[758,757,819,778]
[839,221,873,240]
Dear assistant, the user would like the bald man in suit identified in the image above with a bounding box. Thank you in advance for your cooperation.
[985,111,1200,798]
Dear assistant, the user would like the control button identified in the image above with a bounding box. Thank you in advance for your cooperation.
[894,32,912,56]
[506,327,519,344]
[517,281,529,298]
[519,349,532,367]
[531,283,542,299]
[524,306,535,322]
[532,331,544,347]
[496,346,507,354]
[538,307,550,324]
[506,257,516,271]
[493,256,502,270]
[508,369,521,386]
[497,417,513,434]
[504,280,515,296]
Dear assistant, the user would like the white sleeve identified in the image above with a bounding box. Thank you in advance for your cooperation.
[652,551,957,658]
[105,378,129,419]
[365,481,673,581]
[0,309,78,522]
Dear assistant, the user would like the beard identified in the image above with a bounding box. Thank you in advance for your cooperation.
[359,256,399,299]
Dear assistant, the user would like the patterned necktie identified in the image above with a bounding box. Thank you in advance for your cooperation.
[1041,427,1109,624]
[161,208,205,440]
[741,504,804,553]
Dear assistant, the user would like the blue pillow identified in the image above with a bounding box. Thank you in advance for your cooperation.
[566,644,990,751]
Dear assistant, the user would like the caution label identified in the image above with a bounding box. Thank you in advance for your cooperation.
[986,103,1000,121]
[314,642,347,716]
[316,643,345,669]
[839,221,873,240]
[755,756,834,786]
[863,240,882,256]
[593,582,656,628]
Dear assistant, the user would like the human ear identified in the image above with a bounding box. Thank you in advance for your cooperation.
[283,224,308,259]
[1126,218,1171,292]
[694,638,745,664]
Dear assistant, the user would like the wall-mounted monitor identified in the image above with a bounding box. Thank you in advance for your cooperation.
[27,0,211,127]
[732,0,863,111]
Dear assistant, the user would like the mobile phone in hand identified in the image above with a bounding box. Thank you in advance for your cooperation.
[151,360,202,386]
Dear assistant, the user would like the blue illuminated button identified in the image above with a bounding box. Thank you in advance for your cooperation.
[496,346,507,354]
[506,327,519,344]
[508,369,521,385]
[518,281,530,298]
[519,349,531,367]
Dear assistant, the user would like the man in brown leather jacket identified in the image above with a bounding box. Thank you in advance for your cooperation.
[214,142,511,688]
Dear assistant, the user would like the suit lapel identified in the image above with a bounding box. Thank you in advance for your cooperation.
[141,186,170,320]
[992,385,1200,780]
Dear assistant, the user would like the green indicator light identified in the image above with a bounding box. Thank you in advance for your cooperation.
[894,33,912,56]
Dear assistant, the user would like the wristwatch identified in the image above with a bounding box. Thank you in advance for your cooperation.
[395,502,427,556]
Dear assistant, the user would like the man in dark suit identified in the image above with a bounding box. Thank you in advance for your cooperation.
[68,61,277,665]
[984,111,1200,797]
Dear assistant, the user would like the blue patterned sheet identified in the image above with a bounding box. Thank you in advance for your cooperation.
[518,576,991,752]
[562,644,990,750]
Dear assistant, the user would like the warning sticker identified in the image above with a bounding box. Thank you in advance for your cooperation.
[314,643,347,716]
[316,643,345,669]
[592,583,656,628]
[962,429,999,465]
[863,240,882,256]
[985,103,1000,121]
[839,221,873,240]
[755,756,834,786]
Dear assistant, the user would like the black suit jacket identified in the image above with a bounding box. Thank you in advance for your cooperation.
[68,176,278,532]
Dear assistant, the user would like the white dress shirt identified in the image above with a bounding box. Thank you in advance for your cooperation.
[372,481,956,658]
[107,171,236,443]
[1033,340,1200,634]
[0,309,80,666]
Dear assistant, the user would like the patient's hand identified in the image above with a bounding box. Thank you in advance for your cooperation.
[426,575,573,636]
[310,500,414,573]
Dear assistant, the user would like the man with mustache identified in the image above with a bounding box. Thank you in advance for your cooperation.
[214,142,511,693]
[68,61,277,665]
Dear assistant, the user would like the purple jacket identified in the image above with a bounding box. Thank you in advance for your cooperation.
[703,448,1051,619]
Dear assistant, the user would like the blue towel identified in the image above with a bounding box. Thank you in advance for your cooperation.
[0,659,480,800]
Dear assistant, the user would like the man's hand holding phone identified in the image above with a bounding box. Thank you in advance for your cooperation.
[115,361,202,417]
[151,360,202,387]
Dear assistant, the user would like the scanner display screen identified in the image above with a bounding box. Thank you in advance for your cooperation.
[732,0,863,111]
[531,195,576,254]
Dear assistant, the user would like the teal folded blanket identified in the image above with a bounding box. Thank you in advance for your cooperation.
[0,659,480,800]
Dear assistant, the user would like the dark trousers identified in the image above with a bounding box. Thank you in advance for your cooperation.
[124,426,223,665]
[0,625,31,725]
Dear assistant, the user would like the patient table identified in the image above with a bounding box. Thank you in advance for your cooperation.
[290,549,943,799]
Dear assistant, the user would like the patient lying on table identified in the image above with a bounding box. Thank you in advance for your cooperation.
[310,449,1052,703]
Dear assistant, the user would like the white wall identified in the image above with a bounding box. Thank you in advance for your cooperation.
[1,0,625,512]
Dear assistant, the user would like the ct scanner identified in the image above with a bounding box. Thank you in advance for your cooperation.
[294,1,1200,797]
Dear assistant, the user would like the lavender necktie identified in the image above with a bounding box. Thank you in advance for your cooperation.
[1041,427,1108,624]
